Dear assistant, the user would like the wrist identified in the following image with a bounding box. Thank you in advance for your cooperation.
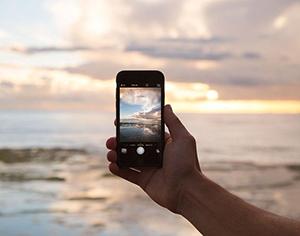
[175,170,207,215]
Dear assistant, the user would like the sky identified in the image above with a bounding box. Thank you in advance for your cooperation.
[0,0,300,113]
[120,88,161,121]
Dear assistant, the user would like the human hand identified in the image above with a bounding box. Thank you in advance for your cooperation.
[106,104,201,213]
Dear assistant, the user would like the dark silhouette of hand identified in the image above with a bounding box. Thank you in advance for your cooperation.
[106,104,201,213]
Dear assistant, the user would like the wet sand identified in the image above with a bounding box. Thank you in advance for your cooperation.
[0,149,300,236]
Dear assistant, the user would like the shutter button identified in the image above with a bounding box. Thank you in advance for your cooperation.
[136,147,145,155]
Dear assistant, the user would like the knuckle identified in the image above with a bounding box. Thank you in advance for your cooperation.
[180,134,195,144]
[186,135,196,144]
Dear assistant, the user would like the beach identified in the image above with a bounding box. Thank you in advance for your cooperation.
[0,111,299,235]
[1,148,300,236]
[2,1,300,235]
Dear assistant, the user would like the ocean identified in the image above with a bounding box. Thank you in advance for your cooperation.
[1,111,300,236]
[0,111,299,164]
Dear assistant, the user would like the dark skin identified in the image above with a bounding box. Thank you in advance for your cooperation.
[107,104,200,212]
[106,104,300,235]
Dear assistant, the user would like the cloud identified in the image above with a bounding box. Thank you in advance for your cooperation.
[1,45,106,54]
[120,88,161,111]
[0,64,114,110]
[0,81,14,88]
[1,63,299,112]
[125,42,232,61]
[0,29,8,39]
[65,60,123,80]
[242,52,262,60]
[45,0,208,47]
[210,83,300,100]
[134,107,161,120]
[0,64,222,110]
[158,36,232,44]
[165,81,214,101]
[49,1,299,85]
[2,0,300,104]
[227,77,270,87]
[204,0,300,38]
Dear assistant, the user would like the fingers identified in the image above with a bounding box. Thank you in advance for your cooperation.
[109,162,157,191]
[109,163,141,185]
[164,104,190,140]
[107,150,117,162]
[106,137,116,150]
[106,150,149,175]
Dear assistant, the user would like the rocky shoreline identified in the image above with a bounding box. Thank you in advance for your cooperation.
[0,148,88,163]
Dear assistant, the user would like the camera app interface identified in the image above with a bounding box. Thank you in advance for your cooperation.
[119,86,162,159]
[120,87,161,142]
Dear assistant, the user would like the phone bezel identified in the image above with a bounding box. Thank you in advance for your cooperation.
[116,70,165,168]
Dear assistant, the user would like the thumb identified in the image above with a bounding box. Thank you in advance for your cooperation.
[164,104,190,140]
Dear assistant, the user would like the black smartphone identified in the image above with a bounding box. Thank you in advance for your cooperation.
[116,70,165,168]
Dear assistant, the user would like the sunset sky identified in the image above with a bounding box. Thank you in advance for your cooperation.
[120,88,161,121]
[0,0,300,113]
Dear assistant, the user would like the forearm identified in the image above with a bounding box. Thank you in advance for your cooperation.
[177,173,300,236]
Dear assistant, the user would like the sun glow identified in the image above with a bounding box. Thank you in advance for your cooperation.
[166,82,211,101]
[274,16,287,29]
[206,90,219,100]
[1,65,299,113]
[170,100,300,114]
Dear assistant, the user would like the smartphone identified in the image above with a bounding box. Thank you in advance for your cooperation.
[116,70,165,168]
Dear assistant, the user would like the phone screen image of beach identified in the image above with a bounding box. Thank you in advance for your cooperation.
[119,87,162,158]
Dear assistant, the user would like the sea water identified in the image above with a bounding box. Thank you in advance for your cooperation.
[0,111,300,236]
[0,111,299,164]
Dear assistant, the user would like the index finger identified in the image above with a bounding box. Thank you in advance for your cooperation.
[164,105,190,140]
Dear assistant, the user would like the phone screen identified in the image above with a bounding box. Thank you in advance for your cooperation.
[116,71,164,168]
[120,87,161,142]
